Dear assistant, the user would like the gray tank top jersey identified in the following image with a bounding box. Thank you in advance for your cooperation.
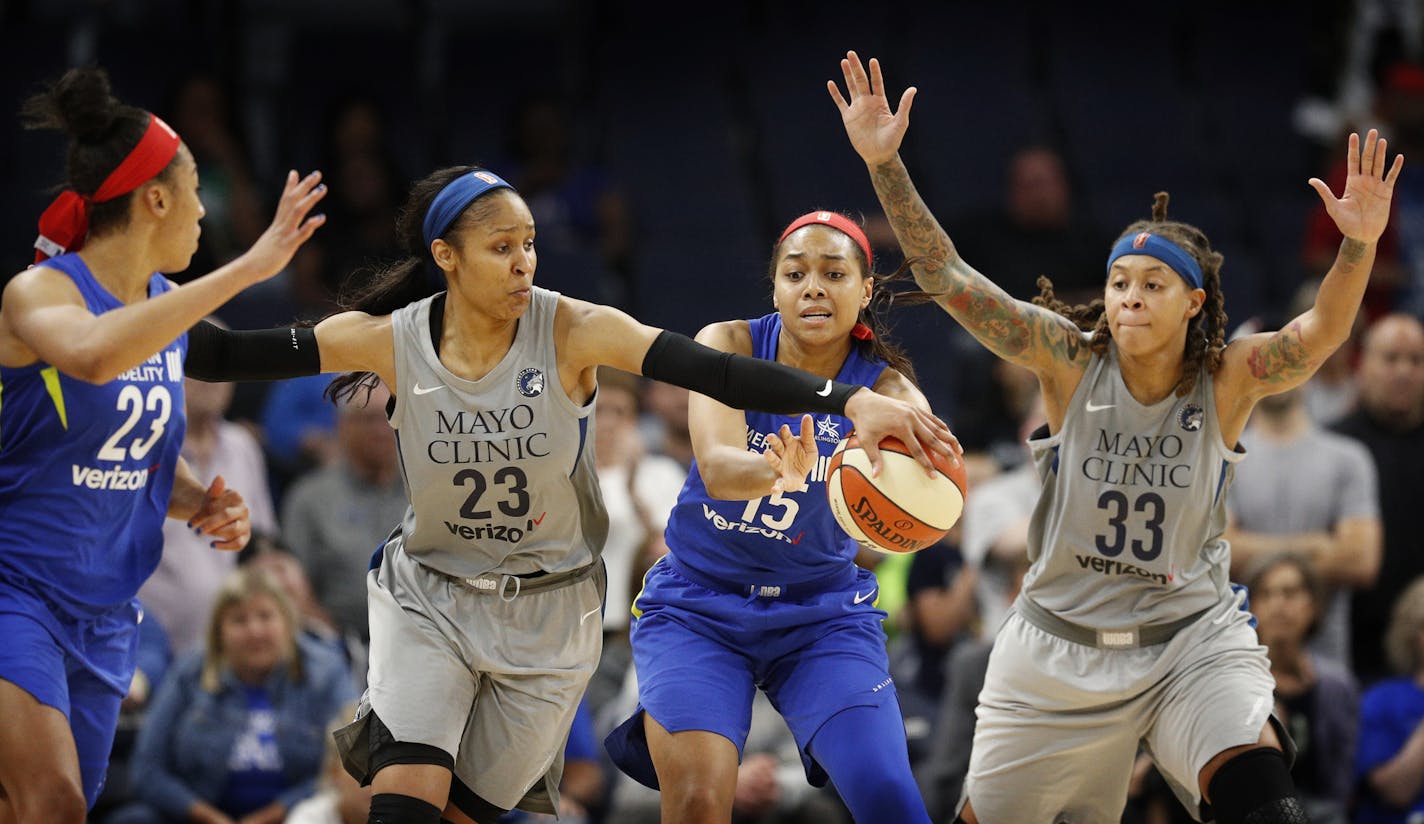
[1023,343,1244,627]
[385,287,608,579]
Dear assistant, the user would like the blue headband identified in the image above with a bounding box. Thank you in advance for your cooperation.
[421,170,515,250]
[1105,231,1203,290]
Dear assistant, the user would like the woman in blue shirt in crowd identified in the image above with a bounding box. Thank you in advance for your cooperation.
[109,566,355,824]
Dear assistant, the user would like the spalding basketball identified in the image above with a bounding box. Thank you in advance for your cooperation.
[826,434,967,554]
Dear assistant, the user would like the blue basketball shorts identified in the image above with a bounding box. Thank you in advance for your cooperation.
[0,578,140,808]
[605,555,900,789]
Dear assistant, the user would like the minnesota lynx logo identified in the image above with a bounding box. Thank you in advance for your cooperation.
[1178,403,1203,432]
[516,367,545,398]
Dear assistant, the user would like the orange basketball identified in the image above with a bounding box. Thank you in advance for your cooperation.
[826,434,967,554]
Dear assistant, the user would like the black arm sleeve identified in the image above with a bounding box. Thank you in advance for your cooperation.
[184,320,322,382]
[640,330,862,416]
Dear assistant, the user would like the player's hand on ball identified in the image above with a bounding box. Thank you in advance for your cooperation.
[763,414,818,495]
[189,475,251,551]
[843,388,961,477]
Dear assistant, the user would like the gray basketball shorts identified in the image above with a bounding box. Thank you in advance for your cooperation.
[962,588,1279,824]
[336,542,604,815]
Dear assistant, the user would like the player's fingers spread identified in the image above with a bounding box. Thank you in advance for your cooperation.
[1365,128,1380,175]
[848,51,869,92]
[1348,132,1361,177]
[1387,153,1406,186]
[897,87,916,120]
[868,57,885,97]
[828,80,849,110]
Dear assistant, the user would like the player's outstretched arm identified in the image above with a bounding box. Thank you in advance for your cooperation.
[562,298,959,475]
[0,170,326,384]
[829,50,1090,382]
[1221,128,1404,403]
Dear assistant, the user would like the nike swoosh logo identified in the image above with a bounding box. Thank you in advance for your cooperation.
[413,384,446,396]
[816,380,833,397]
[579,607,601,626]
[853,589,877,605]
[1085,401,1115,412]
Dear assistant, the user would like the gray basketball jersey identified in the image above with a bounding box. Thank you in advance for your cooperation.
[384,287,608,579]
[1023,343,1244,627]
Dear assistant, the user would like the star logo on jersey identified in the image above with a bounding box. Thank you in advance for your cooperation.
[1178,402,1204,432]
[516,367,545,398]
[815,415,841,443]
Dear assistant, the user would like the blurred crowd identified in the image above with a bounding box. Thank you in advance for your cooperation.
[10,0,1423,821]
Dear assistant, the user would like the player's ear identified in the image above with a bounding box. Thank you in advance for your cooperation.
[431,238,457,272]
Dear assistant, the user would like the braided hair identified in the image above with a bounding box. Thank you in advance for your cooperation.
[1034,192,1228,396]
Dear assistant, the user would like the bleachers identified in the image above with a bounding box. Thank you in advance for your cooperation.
[0,1,1333,364]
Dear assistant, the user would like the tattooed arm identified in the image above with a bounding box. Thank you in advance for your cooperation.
[828,51,1091,389]
[1219,129,1402,408]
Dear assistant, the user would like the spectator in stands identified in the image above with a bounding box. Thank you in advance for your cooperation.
[280,382,406,645]
[111,567,354,824]
[640,379,694,470]
[240,534,352,676]
[891,537,977,770]
[495,94,634,307]
[139,322,278,654]
[1245,552,1359,823]
[1333,313,1424,683]
[918,553,1030,821]
[1355,575,1424,823]
[585,366,685,713]
[166,71,264,278]
[257,373,339,496]
[284,704,373,824]
[1225,382,1381,669]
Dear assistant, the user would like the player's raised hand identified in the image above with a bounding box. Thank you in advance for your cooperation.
[238,169,328,284]
[828,50,915,168]
[843,389,961,477]
[1309,128,1404,244]
[763,414,818,494]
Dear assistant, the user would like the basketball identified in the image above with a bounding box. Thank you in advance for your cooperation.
[826,434,967,554]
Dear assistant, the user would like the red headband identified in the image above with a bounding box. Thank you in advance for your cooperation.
[777,211,873,270]
[34,113,182,263]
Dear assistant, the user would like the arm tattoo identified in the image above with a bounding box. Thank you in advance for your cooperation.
[869,158,1084,365]
[1339,238,1367,269]
[1247,320,1315,383]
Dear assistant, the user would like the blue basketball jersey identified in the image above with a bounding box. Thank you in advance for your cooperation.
[0,253,187,614]
[662,313,886,586]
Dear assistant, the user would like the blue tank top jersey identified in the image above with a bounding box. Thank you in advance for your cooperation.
[0,253,187,615]
[661,313,887,586]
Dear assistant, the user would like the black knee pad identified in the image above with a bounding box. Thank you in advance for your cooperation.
[368,710,455,778]
[1205,748,1308,824]
[448,775,512,824]
[369,792,442,824]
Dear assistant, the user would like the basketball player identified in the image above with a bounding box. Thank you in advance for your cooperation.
[223,165,956,824]
[0,67,326,823]
[829,51,1403,824]
[602,210,946,824]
